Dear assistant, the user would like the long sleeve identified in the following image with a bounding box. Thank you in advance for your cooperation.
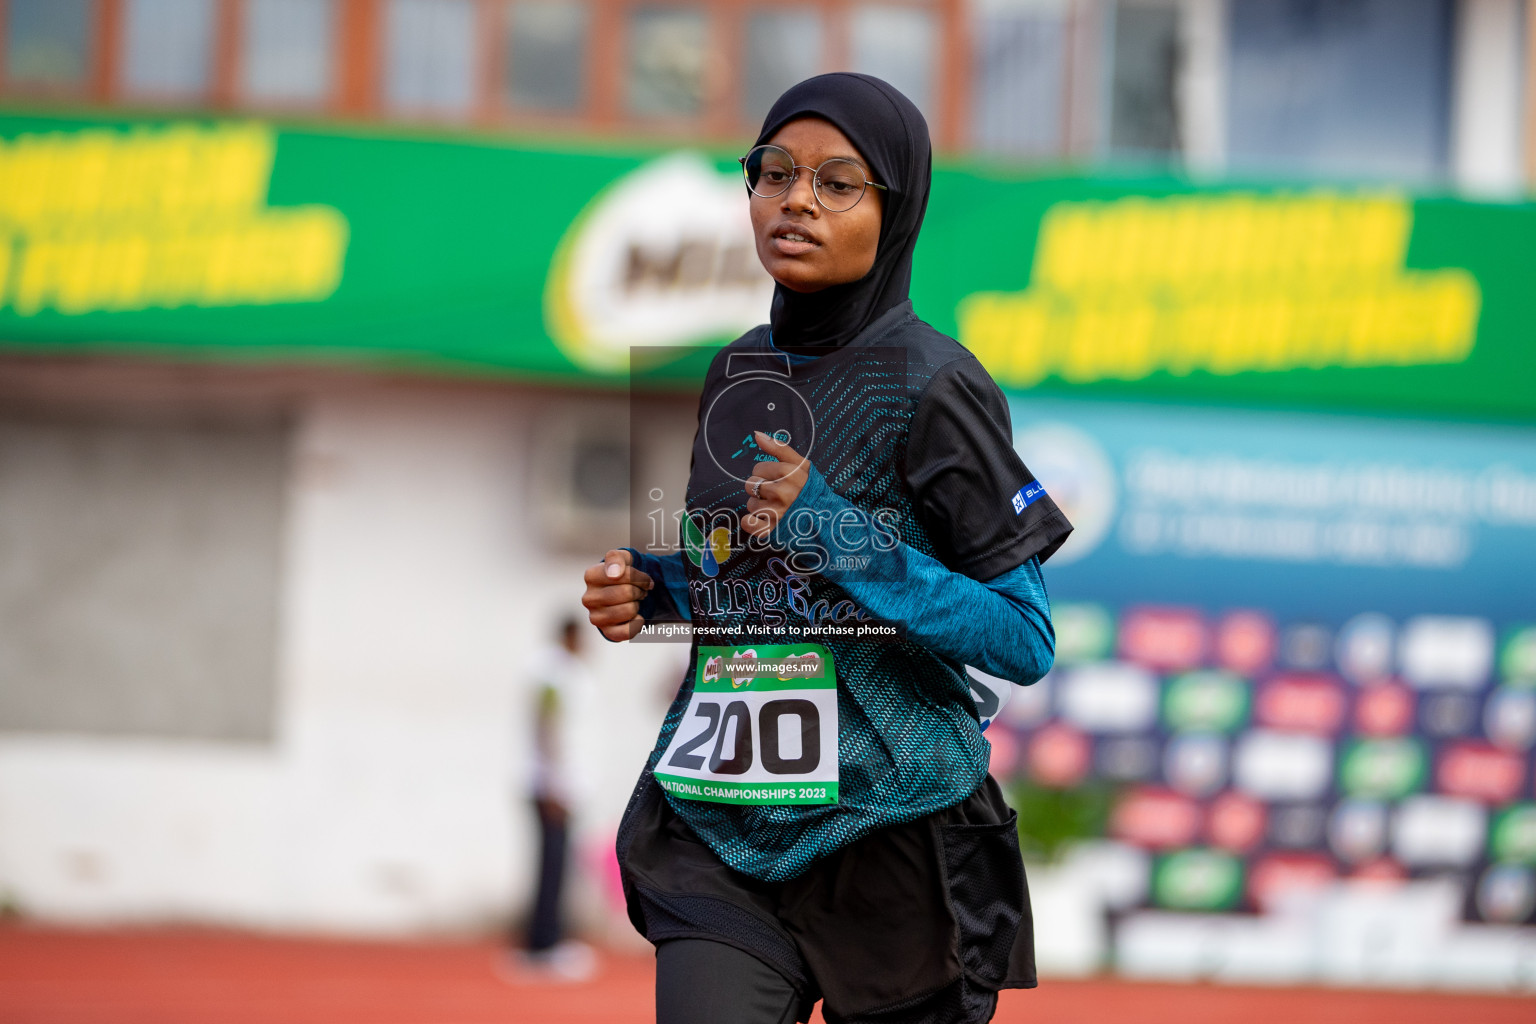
[624,549,692,623]
[769,466,1054,684]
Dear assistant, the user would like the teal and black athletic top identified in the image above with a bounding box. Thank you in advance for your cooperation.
[628,301,1072,882]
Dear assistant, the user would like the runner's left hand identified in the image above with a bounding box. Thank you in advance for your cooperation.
[743,431,811,538]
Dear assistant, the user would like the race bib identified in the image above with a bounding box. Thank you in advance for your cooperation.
[655,644,838,805]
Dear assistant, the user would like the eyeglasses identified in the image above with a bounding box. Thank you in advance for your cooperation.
[739,144,888,213]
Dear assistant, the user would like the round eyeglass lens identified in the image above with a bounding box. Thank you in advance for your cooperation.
[743,145,796,198]
[812,159,868,212]
[742,146,872,212]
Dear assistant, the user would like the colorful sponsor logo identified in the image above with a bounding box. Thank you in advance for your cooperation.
[1279,623,1333,671]
[1152,849,1244,911]
[1163,734,1228,797]
[1207,792,1267,853]
[1499,625,1536,683]
[1391,795,1486,867]
[1059,663,1159,732]
[1268,803,1329,849]
[683,513,733,578]
[1112,787,1202,849]
[1215,610,1277,676]
[1399,616,1495,690]
[1418,692,1479,737]
[545,152,773,372]
[1011,480,1046,514]
[725,648,759,687]
[1353,682,1415,737]
[1339,738,1427,800]
[1254,674,1347,734]
[1119,606,1208,673]
[1328,800,1389,863]
[1233,730,1333,800]
[1163,671,1251,733]
[1053,602,1116,665]
[1249,852,1337,913]
[1435,742,1525,804]
[1489,804,1536,864]
[985,725,1018,777]
[1474,864,1536,924]
[999,671,1053,728]
[1335,613,1396,685]
[1026,722,1092,788]
[1095,736,1160,782]
[1484,687,1536,750]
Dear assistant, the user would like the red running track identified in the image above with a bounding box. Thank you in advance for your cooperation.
[2,924,1532,1024]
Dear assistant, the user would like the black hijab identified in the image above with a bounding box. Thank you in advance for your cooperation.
[752,73,932,352]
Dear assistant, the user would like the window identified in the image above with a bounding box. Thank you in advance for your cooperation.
[1107,1,1181,158]
[627,7,708,118]
[120,0,216,99]
[971,0,1068,157]
[384,0,478,117]
[1226,0,1452,183]
[241,0,337,105]
[506,1,588,112]
[849,5,936,120]
[742,10,824,126]
[3,0,95,89]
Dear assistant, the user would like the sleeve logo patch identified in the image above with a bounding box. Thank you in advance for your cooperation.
[1012,482,1046,514]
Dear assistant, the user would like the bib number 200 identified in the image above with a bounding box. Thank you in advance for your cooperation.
[668,698,821,776]
[654,645,839,806]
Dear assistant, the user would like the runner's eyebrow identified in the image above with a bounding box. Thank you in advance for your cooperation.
[774,147,870,172]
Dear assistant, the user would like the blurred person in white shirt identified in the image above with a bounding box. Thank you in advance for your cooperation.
[515,616,599,980]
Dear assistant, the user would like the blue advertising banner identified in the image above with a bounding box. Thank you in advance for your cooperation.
[990,394,1536,928]
[1009,396,1536,622]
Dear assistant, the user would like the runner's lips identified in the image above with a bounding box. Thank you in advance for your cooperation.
[769,221,821,256]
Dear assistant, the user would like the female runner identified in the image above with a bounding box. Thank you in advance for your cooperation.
[582,73,1072,1024]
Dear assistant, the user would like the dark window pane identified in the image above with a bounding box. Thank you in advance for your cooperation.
[242,0,337,105]
[384,0,478,116]
[849,5,936,120]
[121,0,216,98]
[1227,0,1452,183]
[1108,2,1181,157]
[507,1,589,111]
[743,10,823,126]
[4,0,95,89]
[628,8,708,118]
[972,3,1067,157]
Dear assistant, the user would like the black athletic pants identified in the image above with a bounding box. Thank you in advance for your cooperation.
[526,798,568,952]
[657,938,799,1024]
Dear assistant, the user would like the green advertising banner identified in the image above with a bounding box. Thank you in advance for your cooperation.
[1,111,1533,420]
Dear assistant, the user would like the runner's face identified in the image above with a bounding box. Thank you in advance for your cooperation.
[750,118,884,293]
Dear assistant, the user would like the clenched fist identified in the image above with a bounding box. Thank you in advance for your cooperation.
[582,548,654,642]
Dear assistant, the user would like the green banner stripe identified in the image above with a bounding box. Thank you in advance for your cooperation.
[4,113,1536,422]
[655,773,838,806]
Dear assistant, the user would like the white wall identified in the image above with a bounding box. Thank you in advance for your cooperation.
[0,384,683,935]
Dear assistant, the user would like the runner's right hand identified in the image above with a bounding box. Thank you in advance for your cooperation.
[582,549,654,643]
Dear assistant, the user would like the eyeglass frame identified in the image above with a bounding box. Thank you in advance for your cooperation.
[738,144,890,213]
